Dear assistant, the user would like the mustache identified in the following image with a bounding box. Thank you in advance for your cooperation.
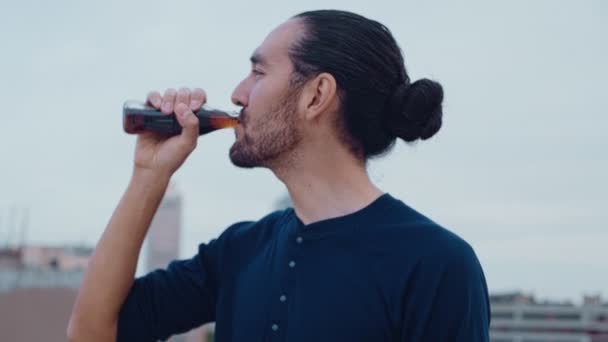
[239,109,247,125]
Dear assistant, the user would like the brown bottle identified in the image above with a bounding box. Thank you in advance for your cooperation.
[123,100,239,136]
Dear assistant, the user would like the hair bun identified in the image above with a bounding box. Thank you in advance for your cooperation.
[385,79,444,142]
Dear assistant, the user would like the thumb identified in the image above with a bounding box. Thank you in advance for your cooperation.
[174,103,200,141]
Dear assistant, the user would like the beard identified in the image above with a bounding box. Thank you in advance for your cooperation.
[229,86,302,169]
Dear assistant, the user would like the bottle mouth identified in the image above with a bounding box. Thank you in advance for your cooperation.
[208,116,240,129]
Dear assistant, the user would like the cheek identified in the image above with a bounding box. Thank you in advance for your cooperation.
[249,76,287,106]
[248,82,265,106]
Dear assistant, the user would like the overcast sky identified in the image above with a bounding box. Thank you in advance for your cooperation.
[1,0,606,302]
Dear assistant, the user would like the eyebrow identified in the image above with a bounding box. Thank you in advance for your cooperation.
[250,52,268,67]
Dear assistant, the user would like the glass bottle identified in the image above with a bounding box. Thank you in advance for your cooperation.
[123,100,239,136]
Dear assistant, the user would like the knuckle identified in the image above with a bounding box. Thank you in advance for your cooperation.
[194,88,207,98]
[165,88,177,97]
[177,89,190,103]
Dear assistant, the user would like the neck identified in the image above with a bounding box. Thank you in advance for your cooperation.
[272,145,383,225]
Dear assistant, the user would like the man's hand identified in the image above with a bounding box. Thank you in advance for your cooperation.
[134,87,207,177]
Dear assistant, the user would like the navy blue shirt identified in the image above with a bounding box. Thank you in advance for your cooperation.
[118,194,490,341]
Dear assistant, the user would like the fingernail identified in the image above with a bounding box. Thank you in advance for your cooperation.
[162,103,171,112]
[190,101,201,110]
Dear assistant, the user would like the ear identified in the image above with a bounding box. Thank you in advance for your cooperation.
[297,72,338,122]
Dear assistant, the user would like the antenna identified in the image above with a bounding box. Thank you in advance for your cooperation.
[6,205,16,249]
[0,209,4,248]
[19,206,29,249]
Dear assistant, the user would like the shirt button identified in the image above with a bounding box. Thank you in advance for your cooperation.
[280,295,287,302]
[272,324,279,331]
[296,236,303,244]
[289,260,296,268]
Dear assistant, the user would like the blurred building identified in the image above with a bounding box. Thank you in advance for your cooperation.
[146,182,182,272]
[490,292,608,342]
[0,245,91,342]
[144,182,209,342]
[21,245,91,271]
[0,245,91,293]
[0,287,78,342]
[0,185,215,342]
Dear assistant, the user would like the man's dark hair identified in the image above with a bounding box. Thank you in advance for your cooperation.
[290,10,444,159]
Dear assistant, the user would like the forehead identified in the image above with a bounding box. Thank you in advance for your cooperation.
[253,19,303,68]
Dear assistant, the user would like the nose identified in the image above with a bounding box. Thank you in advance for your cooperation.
[231,78,249,108]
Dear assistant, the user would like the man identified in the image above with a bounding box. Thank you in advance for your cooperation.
[68,9,490,342]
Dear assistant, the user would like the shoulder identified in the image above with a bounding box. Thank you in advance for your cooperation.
[420,226,481,274]
[365,194,482,268]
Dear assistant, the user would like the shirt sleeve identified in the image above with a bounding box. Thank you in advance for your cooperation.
[402,241,491,341]
[116,222,249,342]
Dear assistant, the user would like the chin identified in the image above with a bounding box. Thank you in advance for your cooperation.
[229,144,256,169]
[230,157,258,169]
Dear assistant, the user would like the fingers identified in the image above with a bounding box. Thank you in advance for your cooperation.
[147,91,162,109]
[176,88,191,111]
[174,103,200,144]
[152,87,206,114]
[190,88,207,111]
[161,88,177,114]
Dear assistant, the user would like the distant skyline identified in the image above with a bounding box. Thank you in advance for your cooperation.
[1,0,606,301]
